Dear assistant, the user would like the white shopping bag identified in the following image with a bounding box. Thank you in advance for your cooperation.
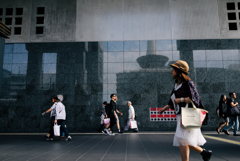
[181,101,208,128]
[130,120,138,129]
[54,124,61,136]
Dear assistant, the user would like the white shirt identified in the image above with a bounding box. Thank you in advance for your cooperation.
[170,83,182,114]
[55,102,66,120]
[50,103,57,117]
[128,105,135,120]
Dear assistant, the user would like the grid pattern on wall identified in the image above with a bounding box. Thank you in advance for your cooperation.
[0,8,23,35]
[226,1,240,30]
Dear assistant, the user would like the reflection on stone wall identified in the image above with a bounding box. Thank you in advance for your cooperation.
[1,39,240,132]
[0,42,103,132]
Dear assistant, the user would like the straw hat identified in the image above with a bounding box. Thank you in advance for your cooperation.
[170,60,189,74]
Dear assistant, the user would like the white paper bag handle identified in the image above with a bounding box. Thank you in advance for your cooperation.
[185,101,197,109]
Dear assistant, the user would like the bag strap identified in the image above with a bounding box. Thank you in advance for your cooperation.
[185,101,197,109]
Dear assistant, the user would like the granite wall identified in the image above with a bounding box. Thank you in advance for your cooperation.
[1,39,240,132]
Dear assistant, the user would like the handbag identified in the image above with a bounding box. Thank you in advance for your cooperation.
[181,101,208,128]
[103,118,110,125]
[54,124,61,136]
[230,106,240,116]
[130,120,138,129]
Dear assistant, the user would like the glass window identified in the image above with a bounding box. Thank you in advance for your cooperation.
[5,17,12,25]
[16,8,23,15]
[3,54,13,63]
[124,41,140,52]
[229,23,238,30]
[15,17,22,25]
[11,64,27,74]
[227,2,235,10]
[43,53,57,64]
[13,44,27,53]
[14,27,22,35]
[12,54,28,63]
[6,8,13,15]
[4,44,13,53]
[36,26,44,34]
[108,41,123,52]
[37,7,45,15]
[107,52,123,63]
[36,17,44,24]
[206,50,222,61]
[42,53,57,74]
[156,40,172,51]
[222,50,240,60]
[228,12,237,20]
[0,8,3,16]
[123,52,140,63]
[42,64,57,74]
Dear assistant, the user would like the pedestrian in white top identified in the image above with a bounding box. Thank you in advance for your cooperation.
[124,101,138,132]
[42,95,72,141]
[42,96,59,140]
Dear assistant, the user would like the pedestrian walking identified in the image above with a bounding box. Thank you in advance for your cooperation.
[222,92,240,136]
[124,101,138,132]
[216,95,229,134]
[160,60,212,161]
[42,95,72,141]
[98,101,112,135]
[108,94,123,133]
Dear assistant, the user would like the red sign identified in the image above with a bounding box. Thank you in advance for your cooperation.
[150,107,176,121]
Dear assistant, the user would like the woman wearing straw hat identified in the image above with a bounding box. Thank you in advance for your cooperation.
[160,60,212,161]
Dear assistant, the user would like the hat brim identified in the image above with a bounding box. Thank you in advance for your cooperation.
[170,64,189,75]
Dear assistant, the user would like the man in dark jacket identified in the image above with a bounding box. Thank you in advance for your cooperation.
[108,94,123,133]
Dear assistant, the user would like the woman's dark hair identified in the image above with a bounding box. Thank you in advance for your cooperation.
[52,96,59,101]
[173,67,191,83]
[103,101,107,105]
[219,95,226,104]
[229,92,235,97]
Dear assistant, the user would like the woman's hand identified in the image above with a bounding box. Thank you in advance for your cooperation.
[159,105,170,113]
[174,97,192,104]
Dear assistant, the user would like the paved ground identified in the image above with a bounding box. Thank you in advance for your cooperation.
[0,132,239,161]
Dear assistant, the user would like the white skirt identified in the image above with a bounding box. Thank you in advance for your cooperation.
[173,115,206,147]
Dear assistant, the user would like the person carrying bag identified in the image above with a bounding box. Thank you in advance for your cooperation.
[160,60,212,161]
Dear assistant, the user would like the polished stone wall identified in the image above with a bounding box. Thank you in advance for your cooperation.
[1,39,240,132]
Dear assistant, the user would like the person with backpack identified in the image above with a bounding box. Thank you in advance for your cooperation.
[216,95,229,134]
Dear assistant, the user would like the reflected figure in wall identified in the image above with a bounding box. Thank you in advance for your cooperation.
[160,60,212,161]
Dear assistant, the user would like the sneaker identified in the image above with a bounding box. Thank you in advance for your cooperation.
[233,134,240,136]
[66,136,72,141]
[200,149,212,161]
[46,138,53,141]
[216,128,220,134]
[222,129,230,135]
[104,129,110,135]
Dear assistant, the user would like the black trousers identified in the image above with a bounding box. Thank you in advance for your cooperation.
[49,116,55,138]
[57,119,69,137]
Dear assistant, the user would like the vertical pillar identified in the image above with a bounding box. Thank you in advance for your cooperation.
[26,44,43,92]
